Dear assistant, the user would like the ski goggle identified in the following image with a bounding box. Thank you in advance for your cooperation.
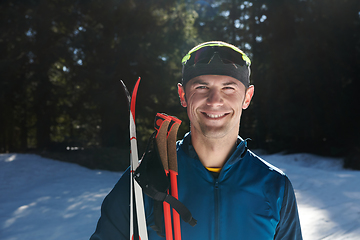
[182,42,251,67]
[181,41,251,87]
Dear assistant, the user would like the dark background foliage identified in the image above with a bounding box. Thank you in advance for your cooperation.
[1,0,359,170]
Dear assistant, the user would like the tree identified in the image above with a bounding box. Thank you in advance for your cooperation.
[0,0,200,153]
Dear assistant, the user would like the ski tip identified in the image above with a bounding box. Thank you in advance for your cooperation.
[120,80,131,108]
[120,79,126,89]
[132,77,141,98]
[130,77,141,121]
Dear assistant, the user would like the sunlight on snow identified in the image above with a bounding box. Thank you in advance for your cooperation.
[5,154,16,162]
[1,153,359,240]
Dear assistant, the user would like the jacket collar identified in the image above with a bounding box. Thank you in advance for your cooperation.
[179,132,248,167]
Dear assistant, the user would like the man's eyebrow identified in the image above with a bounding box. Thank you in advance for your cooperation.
[222,81,241,88]
[191,80,209,85]
[190,79,239,86]
[223,81,238,86]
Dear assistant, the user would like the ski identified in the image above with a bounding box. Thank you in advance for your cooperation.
[120,78,148,240]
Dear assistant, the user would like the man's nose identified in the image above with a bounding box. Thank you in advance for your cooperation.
[207,89,223,106]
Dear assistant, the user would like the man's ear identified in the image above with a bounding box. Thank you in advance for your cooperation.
[242,85,254,109]
[177,83,187,107]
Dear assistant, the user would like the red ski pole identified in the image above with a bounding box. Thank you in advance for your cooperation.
[154,113,173,240]
[166,116,182,240]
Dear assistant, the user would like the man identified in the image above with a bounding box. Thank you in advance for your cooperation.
[90,41,302,239]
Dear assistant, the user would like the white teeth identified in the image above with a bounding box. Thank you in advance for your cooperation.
[206,113,225,118]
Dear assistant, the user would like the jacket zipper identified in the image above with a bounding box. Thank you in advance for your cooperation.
[214,180,219,240]
[212,140,246,240]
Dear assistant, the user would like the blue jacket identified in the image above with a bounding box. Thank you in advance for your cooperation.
[91,133,302,240]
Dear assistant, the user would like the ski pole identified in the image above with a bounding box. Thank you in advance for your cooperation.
[166,116,182,240]
[154,113,173,240]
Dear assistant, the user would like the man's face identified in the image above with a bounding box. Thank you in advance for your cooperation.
[178,75,254,140]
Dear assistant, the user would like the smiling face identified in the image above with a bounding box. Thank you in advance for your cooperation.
[178,75,254,140]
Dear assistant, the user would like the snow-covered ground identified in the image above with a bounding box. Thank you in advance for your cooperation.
[1,152,359,240]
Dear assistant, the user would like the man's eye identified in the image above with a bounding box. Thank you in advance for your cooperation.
[196,86,207,89]
[224,87,235,90]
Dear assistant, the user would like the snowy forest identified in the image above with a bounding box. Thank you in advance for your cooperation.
[1,0,360,170]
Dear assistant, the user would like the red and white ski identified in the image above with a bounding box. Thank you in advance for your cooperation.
[121,78,148,240]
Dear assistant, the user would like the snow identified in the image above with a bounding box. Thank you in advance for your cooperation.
[1,152,360,240]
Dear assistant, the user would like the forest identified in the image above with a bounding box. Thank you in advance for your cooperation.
[1,0,359,170]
